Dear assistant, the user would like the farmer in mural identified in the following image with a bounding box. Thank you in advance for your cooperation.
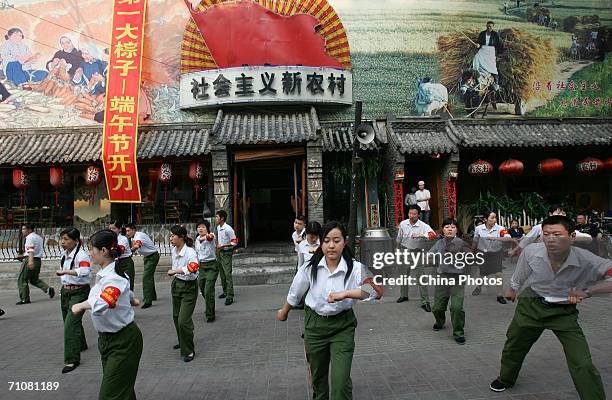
[35,33,83,99]
[0,28,47,89]
[72,43,107,95]
[473,21,504,90]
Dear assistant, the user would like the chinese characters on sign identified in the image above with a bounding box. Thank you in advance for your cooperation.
[530,80,608,109]
[180,66,353,109]
[102,0,147,202]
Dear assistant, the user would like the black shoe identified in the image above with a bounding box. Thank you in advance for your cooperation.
[489,378,510,392]
[421,303,432,312]
[16,300,31,305]
[396,296,409,303]
[0,309,4,317]
[141,303,152,309]
[183,352,195,362]
[206,317,215,323]
[433,323,444,331]
[472,286,482,296]
[173,344,180,350]
[48,287,55,299]
[225,298,233,306]
[61,362,80,374]
[455,336,466,345]
[497,296,508,304]
[218,293,227,299]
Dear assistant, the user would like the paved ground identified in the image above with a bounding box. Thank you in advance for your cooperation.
[0,265,611,400]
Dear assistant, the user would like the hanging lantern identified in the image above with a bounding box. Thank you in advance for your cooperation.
[85,165,102,205]
[12,169,29,207]
[604,157,612,172]
[538,158,564,175]
[468,159,493,176]
[49,166,64,207]
[189,161,204,201]
[158,163,172,184]
[576,157,603,174]
[498,159,524,176]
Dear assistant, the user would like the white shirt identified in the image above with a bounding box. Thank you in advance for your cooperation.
[287,258,379,316]
[485,32,492,46]
[194,235,216,262]
[298,239,320,268]
[171,245,199,281]
[24,232,44,258]
[396,219,435,249]
[132,232,157,256]
[117,234,132,258]
[404,193,417,206]
[415,189,431,211]
[60,245,91,286]
[216,223,237,247]
[87,261,134,333]
[292,229,306,252]
[474,223,510,253]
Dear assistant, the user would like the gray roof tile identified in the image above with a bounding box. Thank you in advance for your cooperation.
[319,121,380,152]
[389,119,458,154]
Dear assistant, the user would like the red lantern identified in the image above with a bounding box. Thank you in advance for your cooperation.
[189,161,204,201]
[538,158,564,175]
[85,165,102,205]
[49,166,64,207]
[158,163,172,184]
[576,157,603,174]
[468,159,493,176]
[498,159,524,176]
[12,169,29,207]
[605,157,612,172]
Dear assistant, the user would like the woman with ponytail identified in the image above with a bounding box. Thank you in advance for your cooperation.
[109,221,135,290]
[277,221,383,399]
[55,227,91,374]
[71,229,142,400]
[167,225,199,362]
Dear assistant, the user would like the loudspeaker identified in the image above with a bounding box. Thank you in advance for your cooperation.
[355,123,375,145]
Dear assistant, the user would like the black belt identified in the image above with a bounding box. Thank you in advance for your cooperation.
[536,297,574,307]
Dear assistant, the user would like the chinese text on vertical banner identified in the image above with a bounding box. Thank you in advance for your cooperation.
[102,0,147,202]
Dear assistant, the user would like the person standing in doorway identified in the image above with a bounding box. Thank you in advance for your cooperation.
[404,186,417,208]
[216,210,237,305]
[194,219,218,323]
[17,223,54,304]
[396,205,437,311]
[292,215,306,269]
[415,181,431,225]
[126,223,159,309]
[109,221,135,291]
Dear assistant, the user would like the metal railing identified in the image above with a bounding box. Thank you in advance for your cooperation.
[0,223,199,262]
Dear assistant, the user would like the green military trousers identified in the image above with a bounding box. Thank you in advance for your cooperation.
[399,255,431,305]
[197,260,219,320]
[18,257,49,302]
[216,250,234,300]
[171,278,198,357]
[432,274,465,338]
[118,257,135,291]
[61,285,90,364]
[98,322,143,400]
[499,289,605,400]
[304,307,357,400]
[142,252,160,304]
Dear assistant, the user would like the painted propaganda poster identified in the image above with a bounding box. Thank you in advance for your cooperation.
[0,0,610,129]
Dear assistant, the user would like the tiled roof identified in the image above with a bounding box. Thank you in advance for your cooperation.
[451,118,612,148]
[0,125,211,166]
[389,119,459,154]
[319,121,382,152]
[211,107,320,145]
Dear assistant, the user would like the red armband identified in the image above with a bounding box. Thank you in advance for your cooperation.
[427,231,438,239]
[187,262,200,273]
[100,286,121,308]
[362,277,383,299]
[500,229,509,237]
[78,261,90,268]
[606,268,612,278]
[230,238,238,246]
[134,240,142,247]
[117,245,125,255]
[206,233,215,242]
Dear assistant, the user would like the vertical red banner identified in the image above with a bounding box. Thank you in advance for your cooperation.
[102,0,147,202]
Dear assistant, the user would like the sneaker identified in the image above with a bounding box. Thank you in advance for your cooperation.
[489,378,509,392]
[173,344,180,350]
[455,336,466,345]
[396,296,409,303]
[61,362,80,374]
[497,296,508,304]
[472,286,482,296]
[421,303,432,312]
[225,298,233,306]
[433,323,444,331]
[0,308,5,317]
[16,300,31,305]
[48,287,55,299]
[218,293,227,299]
[183,352,195,362]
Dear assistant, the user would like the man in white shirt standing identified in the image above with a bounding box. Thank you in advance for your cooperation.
[396,205,436,311]
[216,210,237,305]
[17,223,54,304]
[415,180,431,225]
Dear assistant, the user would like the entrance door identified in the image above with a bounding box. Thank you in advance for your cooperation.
[233,153,305,246]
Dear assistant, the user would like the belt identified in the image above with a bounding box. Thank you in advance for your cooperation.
[306,306,352,319]
[63,284,89,291]
[99,321,134,337]
[536,297,573,307]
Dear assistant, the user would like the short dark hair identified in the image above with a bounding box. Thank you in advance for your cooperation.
[196,219,211,232]
[305,221,322,236]
[487,20,495,25]
[216,210,227,222]
[576,212,587,218]
[407,204,421,213]
[22,223,35,231]
[548,204,564,214]
[295,215,306,223]
[483,209,497,220]
[442,218,457,227]
[125,223,137,230]
[542,215,574,233]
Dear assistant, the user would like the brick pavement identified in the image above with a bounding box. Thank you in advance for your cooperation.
[0,266,611,400]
